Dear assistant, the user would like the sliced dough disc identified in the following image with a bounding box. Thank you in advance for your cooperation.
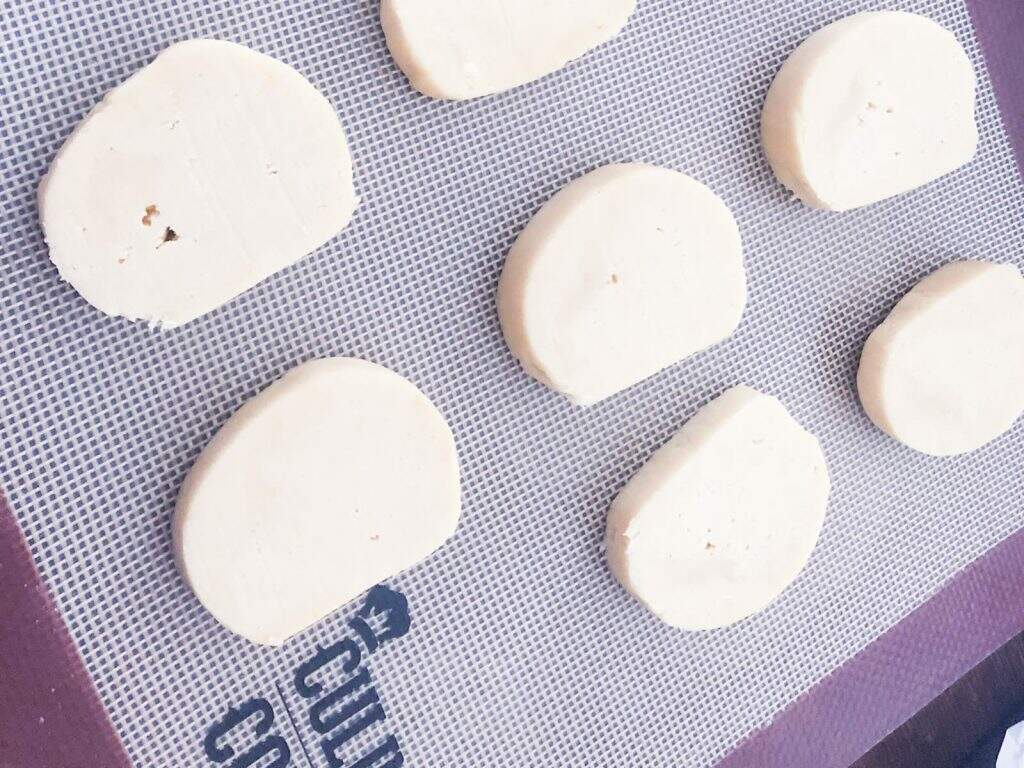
[40,39,358,328]
[497,163,746,407]
[606,387,830,630]
[381,0,636,100]
[762,11,977,211]
[174,358,460,646]
[857,261,1024,456]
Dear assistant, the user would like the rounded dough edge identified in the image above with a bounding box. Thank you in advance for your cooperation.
[497,162,745,406]
[606,386,830,630]
[380,0,637,100]
[172,357,461,645]
[761,10,976,211]
[39,39,358,328]
[857,260,1024,456]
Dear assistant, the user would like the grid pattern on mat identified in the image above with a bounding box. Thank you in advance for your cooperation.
[1,1,1022,766]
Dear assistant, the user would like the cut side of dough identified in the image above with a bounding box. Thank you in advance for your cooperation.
[174,358,460,646]
[381,0,636,100]
[497,163,746,407]
[762,11,977,211]
[39,40,358,328]
[857,261,1024,456]
[606,387,830,630]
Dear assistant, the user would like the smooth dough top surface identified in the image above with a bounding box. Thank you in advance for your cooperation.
[498,163,746,407]
[606,386,830,630]
[857,261,1024,456]
[381,0,636,100]
[173,358,461,646]
[762,11,977,211]
[39,39,358,328]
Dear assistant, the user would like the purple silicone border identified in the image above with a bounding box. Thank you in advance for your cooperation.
[717,527,1024,768]
[716,2,1024,764]
[0,494,131,768]
[968,0,1024,178]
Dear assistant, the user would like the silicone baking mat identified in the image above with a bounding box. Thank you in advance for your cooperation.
[1,1,1022,765]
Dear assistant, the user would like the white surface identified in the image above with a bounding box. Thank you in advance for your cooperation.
[857,261,1024,456]
[998,720,1024,768]
[762,10,977,211]
[39,39,358,328]
[173,358,461,646]
[606,386,830,630]
[497,163,746,406]
[381,0,636,100]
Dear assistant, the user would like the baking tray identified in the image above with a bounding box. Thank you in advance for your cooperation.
[1,1,1023,765]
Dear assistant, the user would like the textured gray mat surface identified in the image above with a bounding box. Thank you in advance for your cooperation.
[1,1,1022,765]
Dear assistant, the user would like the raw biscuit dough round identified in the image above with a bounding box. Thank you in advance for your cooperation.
[381,0,636,100]
[174,358,460,646]
[606,386,830,630]
[762,11,977,211]
[497,163,746,407]
[39,39,358,328]
[857,260,1024,456]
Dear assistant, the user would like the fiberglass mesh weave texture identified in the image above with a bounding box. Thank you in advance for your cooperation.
[1,0,1023,765]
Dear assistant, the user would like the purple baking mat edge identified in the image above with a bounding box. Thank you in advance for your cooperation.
[0,3,1021,768]
[716,526,1024,768]
[968,0,1024,179]
[715,1,1024,765]
[0,493,132,768]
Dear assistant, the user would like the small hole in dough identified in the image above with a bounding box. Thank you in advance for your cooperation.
[159,226,179,247]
